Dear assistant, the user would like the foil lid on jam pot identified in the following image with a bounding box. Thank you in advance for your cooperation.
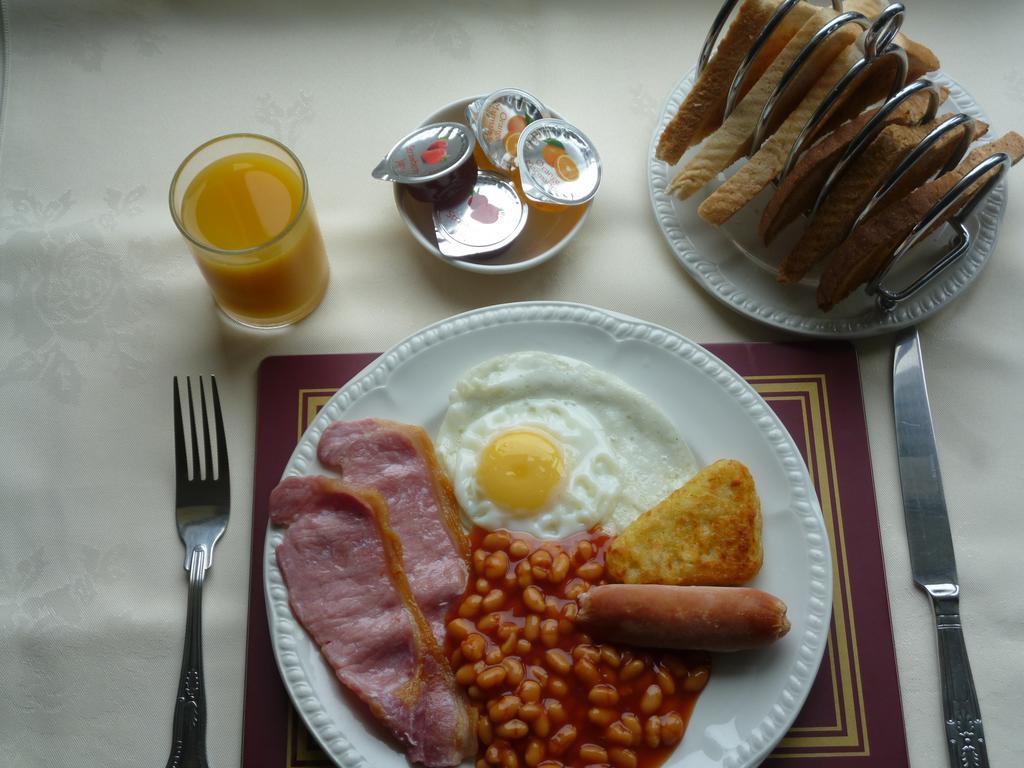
[466,89,548,172]
[432,171,528,259]
[372,122,477,203]
[516,118,601,207]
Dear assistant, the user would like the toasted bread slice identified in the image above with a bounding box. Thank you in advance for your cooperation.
[895,30,940,79]
[665,3,849,199]
[656,0,816,164]
[697,41,906,225]
[664,0,930,201]
[759,86,948,244]
[605,459,762,586]
[816,132,1024,310]
[779,114,989,283]
[816,39,940,135]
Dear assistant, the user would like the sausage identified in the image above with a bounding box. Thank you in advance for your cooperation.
[575,583,790,652]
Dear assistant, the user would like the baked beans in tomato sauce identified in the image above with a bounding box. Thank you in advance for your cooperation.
[446,528,711,768]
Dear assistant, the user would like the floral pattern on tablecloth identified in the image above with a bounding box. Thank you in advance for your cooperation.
[0,187,160,403]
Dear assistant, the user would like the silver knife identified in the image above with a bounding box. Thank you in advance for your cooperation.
[893,327,988,768]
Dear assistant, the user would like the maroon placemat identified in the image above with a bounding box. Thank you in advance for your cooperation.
[242,343,908,767]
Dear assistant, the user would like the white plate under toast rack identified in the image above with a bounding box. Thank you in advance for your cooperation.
[650,0,1010,335]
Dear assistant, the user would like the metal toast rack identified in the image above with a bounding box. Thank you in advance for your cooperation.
[697,0,1011,312]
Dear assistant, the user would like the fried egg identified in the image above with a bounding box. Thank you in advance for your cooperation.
[435,351,697,538]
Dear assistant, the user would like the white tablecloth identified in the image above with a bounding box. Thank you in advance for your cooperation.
[1,1,1022,766]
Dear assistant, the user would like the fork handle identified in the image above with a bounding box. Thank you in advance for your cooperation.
[165,548,210,768]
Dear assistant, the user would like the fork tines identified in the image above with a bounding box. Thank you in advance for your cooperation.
[173,375,228,484]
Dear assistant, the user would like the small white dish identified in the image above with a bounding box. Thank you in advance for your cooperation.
[395,96,592,274]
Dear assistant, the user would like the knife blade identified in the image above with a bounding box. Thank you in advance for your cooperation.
[893,327,989,768]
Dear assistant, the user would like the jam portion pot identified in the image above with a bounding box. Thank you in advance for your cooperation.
[432,171,528,259]
[466,88,548,172]
[517,118,601,208]
[372,122,477,205]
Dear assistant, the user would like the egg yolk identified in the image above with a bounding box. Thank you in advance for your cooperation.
[477,429,565,513]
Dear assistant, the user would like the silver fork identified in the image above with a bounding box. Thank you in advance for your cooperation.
[166,376,230,768]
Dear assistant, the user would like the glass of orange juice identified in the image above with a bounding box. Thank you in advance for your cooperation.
[169,134,329,328]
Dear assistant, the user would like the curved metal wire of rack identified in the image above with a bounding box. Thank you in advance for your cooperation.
[696,0,1004,311]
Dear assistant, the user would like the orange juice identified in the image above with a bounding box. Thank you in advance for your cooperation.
[182,152,303,250]
[173,140,328,328]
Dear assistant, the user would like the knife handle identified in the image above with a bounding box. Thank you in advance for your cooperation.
[932,595,989,768]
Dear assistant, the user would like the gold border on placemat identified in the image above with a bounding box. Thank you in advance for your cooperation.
[283,377,869,764]
[752,376,869,758]
[298,389,337,441]
[287,388,343,767]
[287,704,332,765]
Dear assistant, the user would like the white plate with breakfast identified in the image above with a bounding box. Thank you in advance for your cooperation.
[264,301,832,768]
[648,0,1017,338]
